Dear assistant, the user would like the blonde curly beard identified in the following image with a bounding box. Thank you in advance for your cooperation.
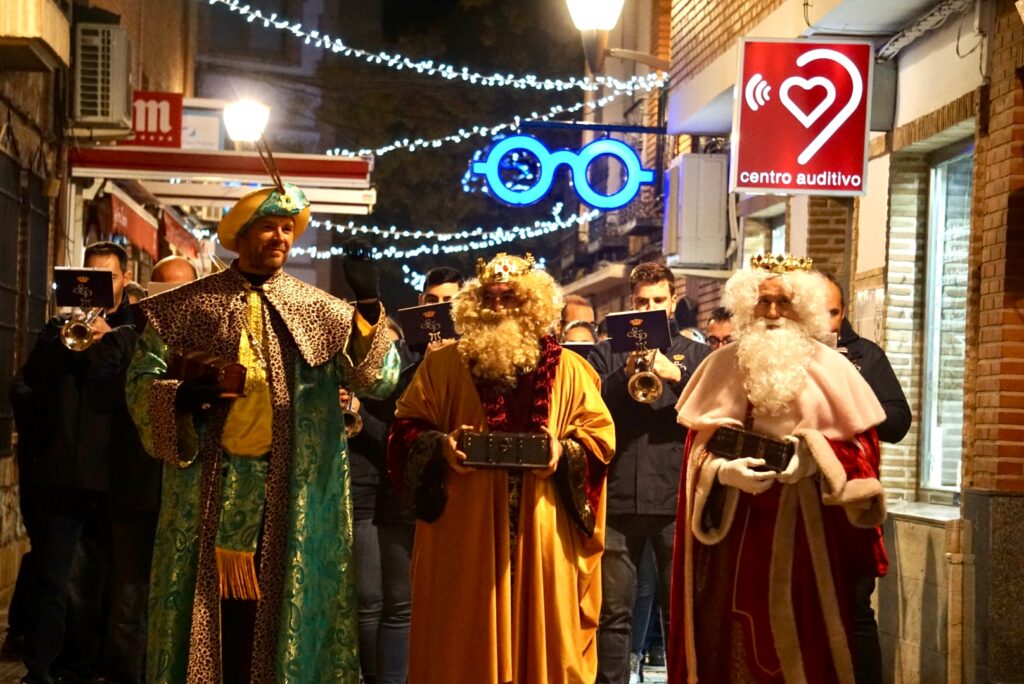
[456,308,542,386]
[736,317,815,417]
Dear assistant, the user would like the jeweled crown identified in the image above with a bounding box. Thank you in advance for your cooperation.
[476,252,536,284]
[750,253,814,274]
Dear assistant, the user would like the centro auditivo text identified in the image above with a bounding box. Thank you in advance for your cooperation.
[739,170,862,188]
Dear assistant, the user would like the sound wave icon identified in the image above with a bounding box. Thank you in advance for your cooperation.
[744,73,772,111]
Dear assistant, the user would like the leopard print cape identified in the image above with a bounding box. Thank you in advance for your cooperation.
[139,266,390,683]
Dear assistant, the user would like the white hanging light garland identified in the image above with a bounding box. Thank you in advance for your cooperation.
[328,89,627,157]
[200,0,666,94]
[285,203,599,261]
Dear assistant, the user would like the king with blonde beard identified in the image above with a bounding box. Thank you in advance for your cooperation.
[667,255,891,684]
[387,253,616,684]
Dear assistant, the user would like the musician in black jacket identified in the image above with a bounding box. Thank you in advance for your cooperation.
[350,266,464,684]
[20,241,139,684]
[823,272,911,684]
[588,263,709,684]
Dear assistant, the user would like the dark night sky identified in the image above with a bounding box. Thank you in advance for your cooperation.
[314,0,588,306]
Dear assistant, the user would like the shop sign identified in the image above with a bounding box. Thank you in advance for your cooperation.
[471,134,654,210]
[119,91,183,148]
[731,39,872,196]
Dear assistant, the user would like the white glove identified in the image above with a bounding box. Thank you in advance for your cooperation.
[778,436,818,484]
[717,457,776,494]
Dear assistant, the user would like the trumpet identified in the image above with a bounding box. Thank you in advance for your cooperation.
[60,308,105,351]
[339,390,363,438]
[627,349,663,404]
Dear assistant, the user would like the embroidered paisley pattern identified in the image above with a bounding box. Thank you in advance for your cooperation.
[126,268,399,684]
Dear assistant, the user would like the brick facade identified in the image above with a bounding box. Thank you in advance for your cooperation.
[965,1,1024,494]
[882,154,929,500]
[93,0,194,93]
[669,0,782,83]
[804,197,851,282]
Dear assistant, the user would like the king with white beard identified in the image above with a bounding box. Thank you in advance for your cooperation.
[666,256,890,684]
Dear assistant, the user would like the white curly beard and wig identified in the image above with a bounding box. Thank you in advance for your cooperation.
[451,269,564,386]
[723,269,830,417]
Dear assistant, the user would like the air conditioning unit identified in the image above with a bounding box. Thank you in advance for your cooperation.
[197,205,226,224]
[73,23,132,128]
[663,153,728,268]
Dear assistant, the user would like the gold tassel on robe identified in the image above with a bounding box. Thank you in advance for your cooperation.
[216,547,261,600]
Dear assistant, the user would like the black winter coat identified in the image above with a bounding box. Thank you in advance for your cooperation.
[21,300,144,494]
[588,329,710,516]
[838,318,911,444]
[345,340,421,526]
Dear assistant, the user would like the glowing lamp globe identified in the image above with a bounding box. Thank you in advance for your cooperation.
[223,100,270,143]
[566,0,626,31]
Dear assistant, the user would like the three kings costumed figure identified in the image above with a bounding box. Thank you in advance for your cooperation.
[387,253,616,684]
[669,255,889,683]
[126,184,399,682]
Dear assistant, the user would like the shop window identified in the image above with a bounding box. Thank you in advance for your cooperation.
[920,148,972,492]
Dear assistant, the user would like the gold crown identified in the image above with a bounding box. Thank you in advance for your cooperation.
[423,311,436,318]
[476,252,536,284]
[630,318,643,326]
[750,253,814,274]
[76,276,90,283]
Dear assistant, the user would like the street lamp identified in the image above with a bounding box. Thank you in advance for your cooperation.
[566,0,669,74]
[223,99,285,193]
[223,99,270,143]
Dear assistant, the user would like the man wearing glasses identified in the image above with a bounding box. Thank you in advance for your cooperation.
[704,307,734,351]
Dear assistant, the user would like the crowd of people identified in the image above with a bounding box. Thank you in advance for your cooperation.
[7,182,910,684]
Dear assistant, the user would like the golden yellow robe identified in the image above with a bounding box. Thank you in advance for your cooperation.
[392,343,615,684]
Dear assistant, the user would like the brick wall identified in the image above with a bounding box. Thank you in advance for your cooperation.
[965,0,1024,493]
[882,154,929,500]
[669,0,782,83]
[804,197,850,281]
[93,0,193,93]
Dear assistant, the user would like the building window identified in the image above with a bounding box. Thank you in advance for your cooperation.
[209,0,289,59]
[920,148,972,491]
[741,210,786,258]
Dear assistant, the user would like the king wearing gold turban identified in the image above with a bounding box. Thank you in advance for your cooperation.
[126,184,399,682]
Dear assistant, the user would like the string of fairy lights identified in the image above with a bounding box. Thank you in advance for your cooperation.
[189,0,654,278]
[190,204,597,288]
[327,89,632,157]
[199,0,666,94]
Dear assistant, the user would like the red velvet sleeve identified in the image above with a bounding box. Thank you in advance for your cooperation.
[826,427,888,577]
[386,416,435,497]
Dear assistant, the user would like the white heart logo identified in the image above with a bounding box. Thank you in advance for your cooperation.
[779,76,836,128]
[787,49,864,165]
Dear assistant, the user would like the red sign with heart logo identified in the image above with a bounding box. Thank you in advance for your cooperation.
[730,39,873,196]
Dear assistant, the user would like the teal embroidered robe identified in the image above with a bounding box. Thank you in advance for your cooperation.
[125,267,398,683]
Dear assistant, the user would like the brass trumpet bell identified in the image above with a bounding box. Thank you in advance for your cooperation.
[627,349,663,404]
[340,393,363,438]
[60,308,104,351]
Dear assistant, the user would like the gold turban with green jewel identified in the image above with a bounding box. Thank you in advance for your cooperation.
[217,184,311,252]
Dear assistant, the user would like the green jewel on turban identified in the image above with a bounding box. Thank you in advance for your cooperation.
[217,184,311,252]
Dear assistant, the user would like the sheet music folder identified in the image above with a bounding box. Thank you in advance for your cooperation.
[53,267,115,309]
[397,301,458,350]
[605,309,671,354]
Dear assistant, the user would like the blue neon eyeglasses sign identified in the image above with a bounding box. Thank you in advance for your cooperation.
[471,134,655,210]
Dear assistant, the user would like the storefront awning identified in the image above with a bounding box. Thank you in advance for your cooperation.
[71,146,376,215]
[105,182,158,260]
[160,208,199,259]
